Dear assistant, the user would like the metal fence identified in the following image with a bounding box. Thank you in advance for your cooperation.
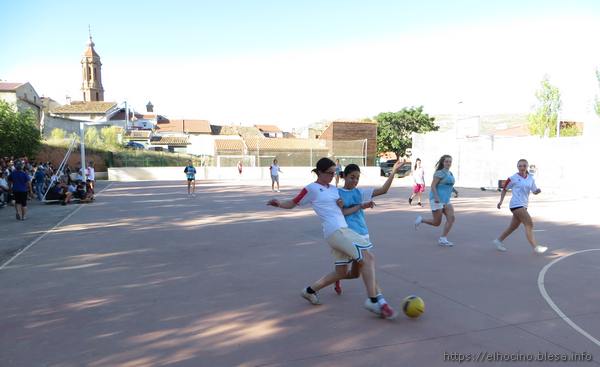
[109,139,367,168]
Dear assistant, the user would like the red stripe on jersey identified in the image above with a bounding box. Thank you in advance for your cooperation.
[503,178,511,189]
[293,188,308,205]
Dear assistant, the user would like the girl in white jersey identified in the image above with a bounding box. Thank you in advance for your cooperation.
[267,157,397,319]
[494,159,548,254]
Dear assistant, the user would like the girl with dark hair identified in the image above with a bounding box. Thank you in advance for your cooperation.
[494,159,548,254]
[414,155,456,246]
[408,158,425,206]
[267,157,397,319]
[333,160,403,296]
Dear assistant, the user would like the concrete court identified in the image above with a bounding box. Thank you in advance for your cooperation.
[0,179,599,367]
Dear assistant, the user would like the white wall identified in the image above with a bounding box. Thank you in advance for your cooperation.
[108,166,382,185]
[412,131,599,194]
[187,134,216,156]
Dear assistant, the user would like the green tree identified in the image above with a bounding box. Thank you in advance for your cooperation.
[528,76,561,137]
[84,127,101,147]
[100,126,121,147]
[375,106,438,159]
[50,128,66,140]
[0,100,42,157]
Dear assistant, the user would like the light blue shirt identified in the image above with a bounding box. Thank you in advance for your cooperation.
[429,169,455,204]
[338,187,374,236]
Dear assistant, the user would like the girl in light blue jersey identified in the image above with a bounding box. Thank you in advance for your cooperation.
[334,160,403,295]
[415,155,456,247]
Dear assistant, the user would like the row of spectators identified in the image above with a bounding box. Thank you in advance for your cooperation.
[0,156,96,220]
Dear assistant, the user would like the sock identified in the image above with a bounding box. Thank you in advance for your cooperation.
[369,297,378,303]
[306,286,316,294]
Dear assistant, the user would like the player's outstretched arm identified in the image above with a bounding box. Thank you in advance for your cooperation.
[373,159,404,197]
[267,198,297,209]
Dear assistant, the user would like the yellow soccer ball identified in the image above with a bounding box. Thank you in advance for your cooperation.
[402,295,425,318]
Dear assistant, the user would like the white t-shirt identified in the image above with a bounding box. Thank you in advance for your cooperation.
[504,172,538,209]
[413,167,425,185]
[87,167,95,181]
[270,164,281,176]
[293,182,347,238]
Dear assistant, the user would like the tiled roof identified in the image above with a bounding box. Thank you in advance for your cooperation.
[156,119,212,134]
[210,125,263,137]
[254,124,283,133]
[52,101,116,114]
[245,137,328,151]
[149,135,189,145]
[237,126,263,138]
[124,130,151,138]
[211,125,239,135]
[214,139,245,152]
[0,82,24,91]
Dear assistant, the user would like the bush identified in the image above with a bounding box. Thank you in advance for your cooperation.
[0,100,42,157]
[50,128,67,140]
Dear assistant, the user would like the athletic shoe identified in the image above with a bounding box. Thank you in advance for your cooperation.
[493,239,507,252]
[364,299,382,315]
[408,197,413,205]
[417,202,422,207]
[438,237,454,247]
[16,213,20,220]
[364,299,397,319]
[380,303,398,319]
[415,216,423,230]
[334,280,342,295]
[301,288,321,305]
[534,245,548,254]
[276,190,281,193]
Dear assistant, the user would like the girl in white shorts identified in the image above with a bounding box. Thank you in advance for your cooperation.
[494,159,548,254]
[267,157,397,319]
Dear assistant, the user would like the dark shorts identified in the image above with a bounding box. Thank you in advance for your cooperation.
[14,191,28,206]
[187,178,195,182]
[510,206,525,213]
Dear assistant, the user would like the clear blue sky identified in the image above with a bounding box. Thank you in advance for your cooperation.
[2,0,598,67]
[1,1,599,127]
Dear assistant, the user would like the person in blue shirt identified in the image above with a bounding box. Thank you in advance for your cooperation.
[184,160,197,196]
[334,159,403,295]
[8,162,32,221]
[415,154,456,247]
[34,164,46,201]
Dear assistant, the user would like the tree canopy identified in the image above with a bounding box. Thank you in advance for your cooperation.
[0,100,42,157]
[376,106,438,159]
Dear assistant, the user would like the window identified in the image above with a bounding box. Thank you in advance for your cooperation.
[87,66,91,81]
[96,92,99,100]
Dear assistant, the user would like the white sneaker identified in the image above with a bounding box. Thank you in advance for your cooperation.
[415,216,423,230]
[534,245,548,254]
[276,190,280,192]
[364,299,398,319]
[493,239,507,252]
[438,237,454,247]
[364,299,381,315]
[301,288,321,305]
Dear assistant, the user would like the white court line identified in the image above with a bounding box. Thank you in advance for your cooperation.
[537,249,600,348]
[0,183,114,271]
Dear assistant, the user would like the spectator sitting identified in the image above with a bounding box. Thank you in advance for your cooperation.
[75,181,94,203]
[56,180,73,206]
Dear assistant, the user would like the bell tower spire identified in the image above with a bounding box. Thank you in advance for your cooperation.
[81,26,105,102]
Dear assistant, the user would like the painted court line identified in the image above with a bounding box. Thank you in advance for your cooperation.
[0,183,114,271]
[537,248,600,348]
